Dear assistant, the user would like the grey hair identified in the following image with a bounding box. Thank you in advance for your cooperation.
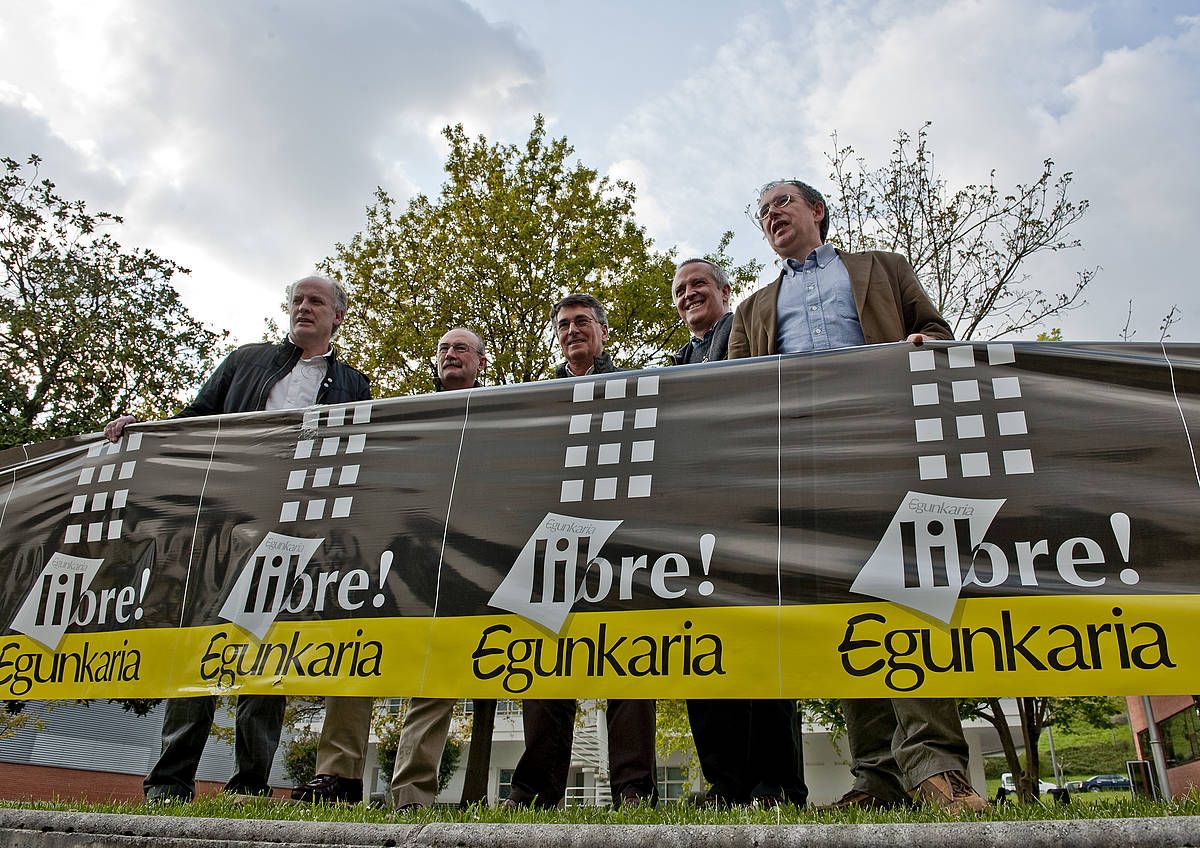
[551,293,608,326]
[674,258,732,291]
[288,275,349,317]
[757,180,830,242]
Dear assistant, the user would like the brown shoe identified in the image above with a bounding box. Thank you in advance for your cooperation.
[817,788,906,811]
[914,770,988,813]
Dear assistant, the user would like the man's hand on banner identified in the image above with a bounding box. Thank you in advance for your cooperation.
[104,415,137,443]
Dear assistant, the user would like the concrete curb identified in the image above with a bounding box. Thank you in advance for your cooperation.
[1,809,1199,848]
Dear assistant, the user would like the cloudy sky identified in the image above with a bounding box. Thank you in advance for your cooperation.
[2,0,1197,346]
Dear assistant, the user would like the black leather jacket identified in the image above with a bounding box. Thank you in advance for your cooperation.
[178,338,370,417]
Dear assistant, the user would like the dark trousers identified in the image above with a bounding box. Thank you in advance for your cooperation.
[687,698,807,804]
[510,699,657,808]
[143,694,286,799]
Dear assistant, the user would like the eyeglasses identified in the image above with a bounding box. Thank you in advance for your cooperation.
[556,315,603,334]
[749,192,800,224]
[436,342,479,355]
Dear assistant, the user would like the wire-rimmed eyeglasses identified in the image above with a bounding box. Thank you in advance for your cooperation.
[555,315,602,334]
[436,341,479,355]
[747,192,801,225]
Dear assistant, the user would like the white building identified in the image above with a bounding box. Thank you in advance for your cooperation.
[362,698,1000,806]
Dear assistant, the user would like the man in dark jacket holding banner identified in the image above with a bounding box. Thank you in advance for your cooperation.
[505,293,658,809]
[670,258,808,807]
[105,275,373,802]
[729,180,985,814]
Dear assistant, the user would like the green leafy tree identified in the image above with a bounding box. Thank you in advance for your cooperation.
[0,154,227,448]
[961,696,1123,803]
[324,116,759,397]
[825,123,1095,340]
[654,699,699,787]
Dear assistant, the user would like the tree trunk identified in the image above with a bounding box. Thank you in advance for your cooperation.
[459,699,496,805]
[1017,697,1042,803]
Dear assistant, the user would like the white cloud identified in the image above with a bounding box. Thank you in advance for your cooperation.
[1,0,1197,346]
[602,0,1200,340]
[0,0,547,343]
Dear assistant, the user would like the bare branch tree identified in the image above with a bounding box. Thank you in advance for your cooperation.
[1119,300,1137,342]
[1159,305,1182,342]
[825,124,1096,340]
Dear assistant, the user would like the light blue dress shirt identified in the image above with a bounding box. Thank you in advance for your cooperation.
[775,243,865,354]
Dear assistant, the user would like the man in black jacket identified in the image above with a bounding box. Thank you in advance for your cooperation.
[505,294,658,809]
[105,275,372,801]
[668,259,808,807]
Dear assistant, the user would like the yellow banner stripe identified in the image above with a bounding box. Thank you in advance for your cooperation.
[0,594,1190,699]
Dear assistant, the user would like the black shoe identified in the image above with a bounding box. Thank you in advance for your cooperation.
[751,793,786,809]
[615,787,656,810]
[291,773,363,804]
[222,781,273,798]
[145,785,192,804]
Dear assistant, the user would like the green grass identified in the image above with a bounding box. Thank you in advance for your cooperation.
[3,793,1197,826]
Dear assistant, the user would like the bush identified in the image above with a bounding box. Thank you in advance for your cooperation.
[283,728,319,785]
[1048,738,1136,777]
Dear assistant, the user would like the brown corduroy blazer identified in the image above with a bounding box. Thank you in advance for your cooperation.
[727,249,952,358]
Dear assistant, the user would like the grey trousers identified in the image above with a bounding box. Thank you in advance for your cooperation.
[841,697,969,799]
[390,698,457,807]
[314,696,374,778]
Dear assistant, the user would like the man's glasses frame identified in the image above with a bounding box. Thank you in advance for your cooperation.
[748,192,803,225]
[436,342,480,355]
[555,315,604,334]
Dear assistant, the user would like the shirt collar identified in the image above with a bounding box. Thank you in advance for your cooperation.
[785,242,838,273]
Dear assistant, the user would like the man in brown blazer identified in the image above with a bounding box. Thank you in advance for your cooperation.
[728,179,985,814]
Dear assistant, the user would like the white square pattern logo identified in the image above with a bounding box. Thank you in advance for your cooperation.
[559,375,659,504]
[66,433,142,545]
[908,344,1033,481]
[279,403,372,522]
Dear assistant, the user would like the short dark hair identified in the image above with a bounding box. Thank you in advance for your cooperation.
[551,293,608,326]
[758,180,830,242]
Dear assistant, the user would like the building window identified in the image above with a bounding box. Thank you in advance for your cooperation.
[657,766,688,803]
[1139,704,1200,768]
[498,768,514,801]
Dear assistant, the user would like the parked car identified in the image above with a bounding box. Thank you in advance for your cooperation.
[1065,780,1084,792]
[1000,773,1057,793]
[1082,774,1132,792]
